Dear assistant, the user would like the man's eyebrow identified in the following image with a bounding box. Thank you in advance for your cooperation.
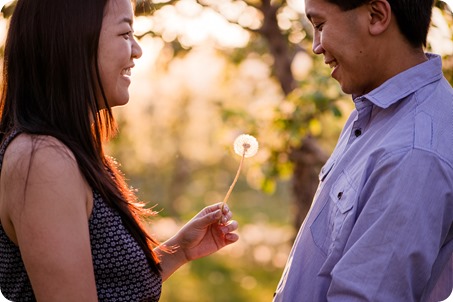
[305,10,319,23]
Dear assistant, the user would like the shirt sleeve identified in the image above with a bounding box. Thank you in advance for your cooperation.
[327,148,453,301]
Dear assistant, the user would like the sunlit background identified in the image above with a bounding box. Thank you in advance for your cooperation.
[1,0,452,301]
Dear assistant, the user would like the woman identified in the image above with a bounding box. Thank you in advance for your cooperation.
[0,0,239,301]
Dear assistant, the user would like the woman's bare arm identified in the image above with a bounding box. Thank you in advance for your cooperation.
[0,135,98,301]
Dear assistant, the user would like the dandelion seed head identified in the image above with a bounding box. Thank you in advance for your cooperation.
[234,134,259,158]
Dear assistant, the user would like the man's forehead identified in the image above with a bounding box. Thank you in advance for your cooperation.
[304,0,327,20]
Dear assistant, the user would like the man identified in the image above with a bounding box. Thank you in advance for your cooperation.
[273,0,453,301]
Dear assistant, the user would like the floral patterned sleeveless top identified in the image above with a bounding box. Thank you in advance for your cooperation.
[0,130,162,301]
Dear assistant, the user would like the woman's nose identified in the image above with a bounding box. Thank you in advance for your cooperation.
[132,37,143,59]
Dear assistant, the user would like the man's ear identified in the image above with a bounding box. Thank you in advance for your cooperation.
[368,0,392,35]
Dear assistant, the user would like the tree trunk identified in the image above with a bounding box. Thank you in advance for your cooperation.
[258,0,327,228]
[289,136,328,229]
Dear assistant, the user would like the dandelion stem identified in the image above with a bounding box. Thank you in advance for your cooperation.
[221,150,246,210]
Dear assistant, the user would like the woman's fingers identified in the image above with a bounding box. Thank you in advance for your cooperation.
[220,220,238,234]
[221,204,230,214]
[224,232,239,243]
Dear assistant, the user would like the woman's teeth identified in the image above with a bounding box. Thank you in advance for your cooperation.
[122,68,131,76]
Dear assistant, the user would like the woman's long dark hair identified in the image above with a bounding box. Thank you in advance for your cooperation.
[0,0,161,273]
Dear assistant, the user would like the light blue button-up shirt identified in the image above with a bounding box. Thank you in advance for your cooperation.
[273,54,453,302]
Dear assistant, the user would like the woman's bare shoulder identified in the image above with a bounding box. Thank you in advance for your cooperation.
[0,133,92,245]
[3,133,76,168]
[2,133,86,190]
[1,133,90,211]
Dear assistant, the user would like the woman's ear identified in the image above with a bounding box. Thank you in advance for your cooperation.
[368,0,392,36]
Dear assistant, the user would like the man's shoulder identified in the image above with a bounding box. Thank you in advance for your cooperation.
[413,77,453,164]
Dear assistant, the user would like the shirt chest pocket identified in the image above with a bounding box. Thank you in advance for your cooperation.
[329,172,356,214]
[310,171,358,256]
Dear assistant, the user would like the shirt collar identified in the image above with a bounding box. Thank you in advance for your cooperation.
[353,53,444,108]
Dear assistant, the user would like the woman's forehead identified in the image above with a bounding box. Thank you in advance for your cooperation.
[103,0,134,25]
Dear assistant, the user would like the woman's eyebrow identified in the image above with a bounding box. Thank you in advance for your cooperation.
[118,17,133,25]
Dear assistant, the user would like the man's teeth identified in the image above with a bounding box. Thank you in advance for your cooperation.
[122,68,131,76]
[329,61,338,69]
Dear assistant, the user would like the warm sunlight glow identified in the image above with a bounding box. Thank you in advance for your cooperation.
[0,0,14,10]
[217,0,247,21]
[443,0,453,10]
[288,0,305,14]
[134,15,154,37]
[0,17,7,45]
[428,7,453,56]
[147,0,250,48]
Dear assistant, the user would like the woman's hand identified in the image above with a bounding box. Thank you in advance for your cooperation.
[155,203,239,281]
[176,203,239,261]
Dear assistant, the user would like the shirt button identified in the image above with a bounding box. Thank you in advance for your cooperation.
[354,129,362,137]
[337,192,343,199]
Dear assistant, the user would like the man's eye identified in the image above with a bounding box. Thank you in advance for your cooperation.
[314,23,324,31]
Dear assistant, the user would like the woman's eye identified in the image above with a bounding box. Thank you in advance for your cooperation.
[122,31,132,39]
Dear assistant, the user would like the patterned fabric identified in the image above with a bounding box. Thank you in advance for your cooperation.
[0,130,162,301]
[0,228,34,301]
[90,191,162,301]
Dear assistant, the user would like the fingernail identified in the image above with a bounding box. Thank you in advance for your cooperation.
[225,233,235,240]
